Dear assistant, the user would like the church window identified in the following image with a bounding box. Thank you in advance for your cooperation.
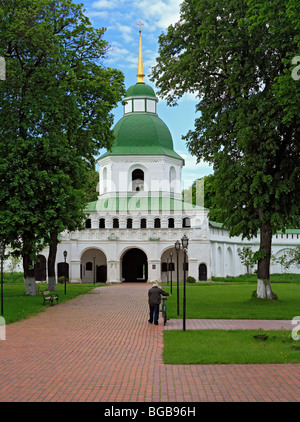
[154,218,161,228]
[124,100,132,114]
[132,169,144,191]
[99,218,105,229]
[86,262,92,271]
[146,99,156,113]
[133,99,145,112]
[85,219,91,229]
[182,217,191,228]
[113,218,119,228]
[162,262,168,272]
[169,166,176,193]
[103,167,107,193]
[127,218,133,228]
[168,218,175,228]
[140,218,147,228]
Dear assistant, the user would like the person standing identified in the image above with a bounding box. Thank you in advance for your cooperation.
[148,281,170,325]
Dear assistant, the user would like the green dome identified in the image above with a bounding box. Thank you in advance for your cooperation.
[100,114,183,161]
[125,83,156,98]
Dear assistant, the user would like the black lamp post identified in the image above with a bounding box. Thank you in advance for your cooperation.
[166,256,169,285]
[181,234,189,331]
[0,243,5,316]
[175,240,180,315]
[63,250,67,295]
[170,251,173,294]
[93,254,96,285]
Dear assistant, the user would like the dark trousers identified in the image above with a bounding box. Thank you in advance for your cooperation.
[149,304,159,325]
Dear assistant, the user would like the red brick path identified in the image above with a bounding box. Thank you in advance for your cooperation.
[0,283,299,402]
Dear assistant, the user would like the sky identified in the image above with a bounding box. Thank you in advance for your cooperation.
[76,0,214,189]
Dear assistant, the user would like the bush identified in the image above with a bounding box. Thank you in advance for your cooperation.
[186,276,196,283]
[57,276,68,284]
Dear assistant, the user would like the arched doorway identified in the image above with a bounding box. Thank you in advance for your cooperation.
[199,263,207,281]
[34,255,47,281]
[122,248,148,282]
[81,248,107,283]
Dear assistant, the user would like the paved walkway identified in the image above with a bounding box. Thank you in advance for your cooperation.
[0,283,299,402]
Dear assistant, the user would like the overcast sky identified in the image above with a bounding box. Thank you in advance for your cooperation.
[76,0,213,188]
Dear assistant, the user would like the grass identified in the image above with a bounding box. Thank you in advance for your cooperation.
[163,276,300,320]
[161,274,300,364]
[163,329,300,364]
[1,282,102,324]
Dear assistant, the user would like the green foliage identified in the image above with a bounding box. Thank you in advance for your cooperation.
[151,0,299,286]
[238,247,266,269]
[273,245,300,269]
[186,276,196,283]
[0,0,125,267]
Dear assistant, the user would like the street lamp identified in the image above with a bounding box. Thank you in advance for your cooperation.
[0,243,5,316]
[175,240,180,316]
[169,251,173,294]
[63,250,67,295]
[166,256,169,285]
[181,234,189,331]
[93,254,96,285]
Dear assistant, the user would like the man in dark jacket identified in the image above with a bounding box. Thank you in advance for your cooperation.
[148,281,170,325]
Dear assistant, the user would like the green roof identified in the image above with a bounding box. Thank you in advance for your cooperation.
[100,114,184,162]
[125,83,156,98]
[85,196,206,212]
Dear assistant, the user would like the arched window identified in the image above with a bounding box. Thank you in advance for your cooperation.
[113,218,119,228]
[127,218,133,228]
[99,218,105,229]
[140,218,147,228]
[168,218,175,228]
[169,166,176,193]
[103,167,107,193]
[132,169,144,191]
[85,219,91,229]
[154,218,161,228]
[182,217,191,228]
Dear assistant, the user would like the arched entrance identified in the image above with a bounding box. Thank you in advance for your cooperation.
[122,248,148,282]
[34,255,47,281]
[81,248,107,283]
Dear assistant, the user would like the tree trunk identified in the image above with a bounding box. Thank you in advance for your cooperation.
[23,254,38,296]
[48,230,58,291]
[256,218,276,299]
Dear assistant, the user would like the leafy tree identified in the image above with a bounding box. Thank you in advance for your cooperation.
[183,174,224,222]
[151,0,300,299]
[273,245,300,270]
[0,0,124,293]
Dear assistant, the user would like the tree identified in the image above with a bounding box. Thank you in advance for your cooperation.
[273,246,300,270]
[183,174,224,222]
[151,0,300,299]
[0,0,124,294]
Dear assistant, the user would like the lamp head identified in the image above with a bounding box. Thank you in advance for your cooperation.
[181,234,189,249]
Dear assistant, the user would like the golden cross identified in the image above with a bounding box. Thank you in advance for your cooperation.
[136,20,144,31]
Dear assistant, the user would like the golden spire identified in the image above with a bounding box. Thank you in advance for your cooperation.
[136,20,145,83]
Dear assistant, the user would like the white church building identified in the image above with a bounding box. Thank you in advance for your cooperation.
[8,30,300,283]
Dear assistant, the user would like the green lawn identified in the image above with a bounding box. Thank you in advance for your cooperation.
[1,282,101,324]
[163,329,300,364]
[162,274,300,364]
[163,278,300,320]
